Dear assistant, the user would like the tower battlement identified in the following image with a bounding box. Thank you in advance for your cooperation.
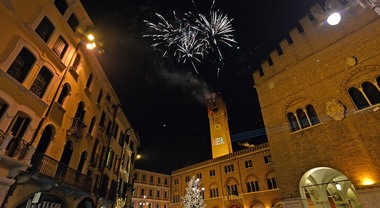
[253,2,379,83]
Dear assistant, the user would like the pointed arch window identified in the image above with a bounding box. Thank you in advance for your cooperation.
[57,84,70,105]
[349,87,369,110]
[296,109,310,129]
[30,66,53,98]
[306,105,320,125]
[247,181,259,192]
[362,81,380,105]
[287,113,299,132]
[7,47,36,83]
[267,178,278,189]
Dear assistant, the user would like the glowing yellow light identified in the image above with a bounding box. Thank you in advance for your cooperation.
[136,154,141,159]
[86,42,96,50]
[362,178,374,186]
[87,33,95,41]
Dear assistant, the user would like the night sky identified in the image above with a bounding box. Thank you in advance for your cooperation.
[81,0,323,174]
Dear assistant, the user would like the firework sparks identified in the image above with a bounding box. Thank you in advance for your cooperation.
[143,5,237,76]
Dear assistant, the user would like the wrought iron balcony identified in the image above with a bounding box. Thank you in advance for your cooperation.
[30,154,93,193]
[0,132,30,160]
[67,118,86,139]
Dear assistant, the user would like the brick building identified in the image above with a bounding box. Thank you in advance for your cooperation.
[253,2,380,208]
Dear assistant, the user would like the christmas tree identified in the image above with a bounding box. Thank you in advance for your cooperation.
[182,176,206,208]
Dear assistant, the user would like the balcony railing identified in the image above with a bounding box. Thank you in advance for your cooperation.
[30,154,93,193]
[67,118,86,139]
[3,135,30,160]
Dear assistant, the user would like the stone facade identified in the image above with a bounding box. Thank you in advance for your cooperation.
[132,169,171,208]
[0,0,139,207]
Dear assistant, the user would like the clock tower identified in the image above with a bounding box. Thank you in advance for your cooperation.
[208,94,233,158]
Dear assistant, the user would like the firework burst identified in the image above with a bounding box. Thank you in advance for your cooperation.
[143,1,237,76]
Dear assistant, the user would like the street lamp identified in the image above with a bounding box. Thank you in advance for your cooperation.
[325,0,380,25]
[139,195,149,207]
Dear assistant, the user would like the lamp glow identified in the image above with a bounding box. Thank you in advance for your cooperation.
[86,42,96,50]
[327,12,341,25]
[87,34,95,41]
[362,179,374,186]
[335,183,342,191]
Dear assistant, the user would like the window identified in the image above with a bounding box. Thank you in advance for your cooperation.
[112,124,119,139]
[306,105,320,125]
[185,176,190,182]
[114,156,120,173]
[35,17,55,42]
[97,89,103,103]
[7,47,36,83]
[267,178,278,189]
[90,139,99,167]
[362,82,380,105]
[174,179,179,185]
[67,13,79,32]
[349,87,369,109]
[86,73,93,89]
[264,155,272,164]
[210,187,219,198]
[30,66,53,98]
[72,54,80,70]
[52,36,68,59]
[157,190,160,197]
[8,114,30,138]
[245,160,253,168]
[196,173,202,179]
[157,177,161,184]
[210,169,215,177]
[142,174,146,182]
[99,111,106,128]
[54,0,68,15]
[106,120,112,135]
[164,178,168,185]
[173,195,180,203]
[149,189,153,197]
[106,149,114,169]
[287,105,320,132]
[247,181,259,192]
[296,109,310,129]
[287,113,299,132]
[141,188,145,196]
[0,102,8,121]
[150,176,154,183]
[57,84,69,105]
[227,184,238,196]
[164,191,168,198]
[88,117,96,135]
[224,164,234,173]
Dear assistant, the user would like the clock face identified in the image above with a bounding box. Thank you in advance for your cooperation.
[214,123,222,130]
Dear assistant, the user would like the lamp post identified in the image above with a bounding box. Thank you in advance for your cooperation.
[139,195,149,208]
[325,0,380,25]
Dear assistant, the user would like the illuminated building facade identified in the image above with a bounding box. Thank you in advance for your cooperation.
[0,0,139,207]
[132,169,171,208]
[170,95,281,208]
[253,2,380,208]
